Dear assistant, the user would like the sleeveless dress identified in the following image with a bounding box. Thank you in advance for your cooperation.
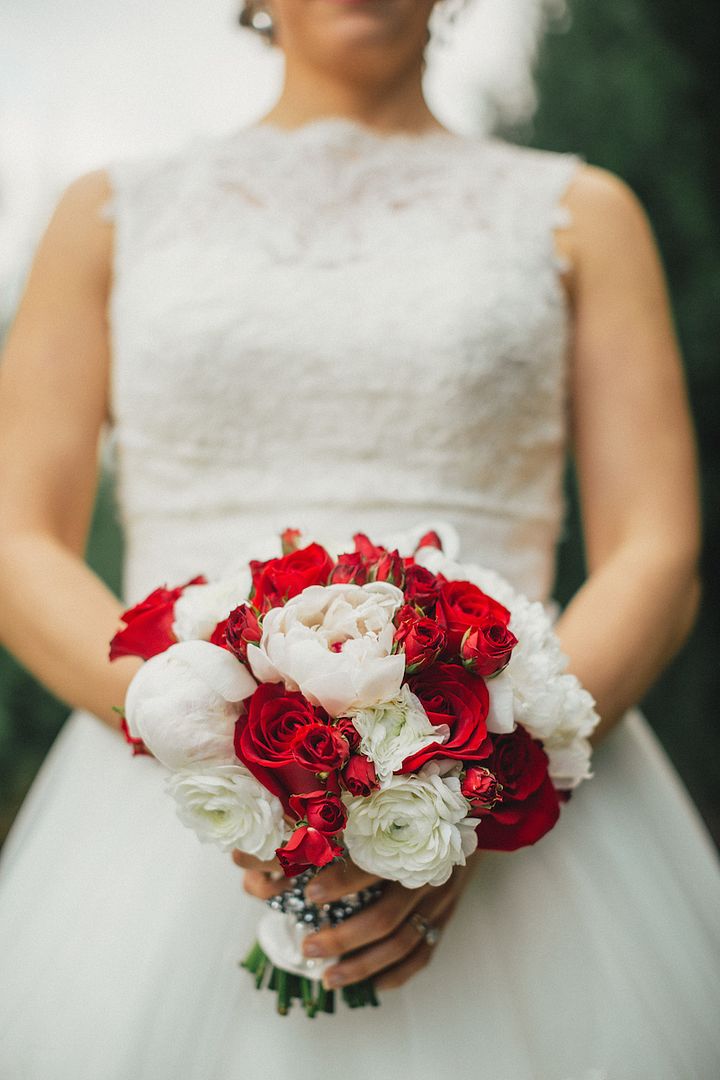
[1,118,719,1080]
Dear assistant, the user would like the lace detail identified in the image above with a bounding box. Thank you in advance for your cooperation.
[101,118,585,605]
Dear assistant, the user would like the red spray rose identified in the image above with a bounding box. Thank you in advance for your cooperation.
[108,575,206,661]
[393,604,446,673]
[474,726,560,851]
[330,551,368,585]
[276,825,344,877]
[334,717,362,752]
[402,563,444,610]
[401,662,491,770]
[461,766,502,816]
[289,790,348,834]
[249,543,334,612]
[460,619,518,677]
[341,754,380,797]
[215,603,263,661]
[352,534,405,587]
[438,579,511,653]
[291,723,350,772]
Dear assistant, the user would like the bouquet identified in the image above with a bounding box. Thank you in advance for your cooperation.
[110,523,599,1016]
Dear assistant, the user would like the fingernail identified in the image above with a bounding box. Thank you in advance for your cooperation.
[303,941,324,958]
[324,971,346,989]
[305,885,324,901]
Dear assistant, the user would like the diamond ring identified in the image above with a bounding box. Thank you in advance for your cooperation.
[408,912,441,947]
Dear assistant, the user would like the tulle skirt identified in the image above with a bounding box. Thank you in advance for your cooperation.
[1,706,719,1080]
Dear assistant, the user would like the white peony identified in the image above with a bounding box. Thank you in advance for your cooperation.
[343,773,478,888]
[124,640,257,770]
[167,763,287,858]
[348,684,450,785]
[172,572,252,642]
[247,581,406,717]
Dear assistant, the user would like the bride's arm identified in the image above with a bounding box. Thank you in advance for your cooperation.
[0,172,141,728]
[554,165,701,744]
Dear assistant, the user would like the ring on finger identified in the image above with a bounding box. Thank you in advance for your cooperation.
[407,911,441,947]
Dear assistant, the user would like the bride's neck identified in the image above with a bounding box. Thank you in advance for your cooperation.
[259,56,441,135]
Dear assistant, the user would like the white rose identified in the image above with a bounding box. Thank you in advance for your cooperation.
[172,572,252,642]
[247,582,406,717]
[348,684,449,785]
[124,640,257,770]
[343,773,478,888]
[167,763,287,858]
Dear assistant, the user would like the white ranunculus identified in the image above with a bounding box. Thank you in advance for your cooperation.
[124,640,257,770]
[172,572,252,642]
[348,684,449,785]
[343,773,478,889]
[167,763,287,858]
[247,582,406,717]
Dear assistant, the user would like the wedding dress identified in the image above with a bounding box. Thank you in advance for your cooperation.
[0,118,718,1080]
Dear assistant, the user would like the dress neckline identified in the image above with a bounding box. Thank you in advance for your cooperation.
[240,114,469,147]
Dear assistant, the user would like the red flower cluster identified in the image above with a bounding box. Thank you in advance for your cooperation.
[114,529,562,870]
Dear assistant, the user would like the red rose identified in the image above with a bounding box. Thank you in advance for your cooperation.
[276,825,344,877]
[216,603,263,661]
[330,552,368,585]
[402,564,443,610]
[461,766,502,816]
[438,580,511,653]
[334,717,361,752]
[460,619,518,677]
[393,604,446,673]
[341,754,380,797]
[402,663,491,770]
[109,575,205,661]
[234,685,327,808]
[291,723,350,772]
[289,790,348,834]
[249,543,334,612]
[474,726,560,851]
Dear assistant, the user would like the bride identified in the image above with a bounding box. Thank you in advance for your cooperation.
[0,1,718,1077]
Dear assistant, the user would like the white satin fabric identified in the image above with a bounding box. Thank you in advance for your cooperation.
[1,119,719,1078]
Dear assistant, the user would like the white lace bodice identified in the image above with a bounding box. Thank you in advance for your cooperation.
[101,118,584,605]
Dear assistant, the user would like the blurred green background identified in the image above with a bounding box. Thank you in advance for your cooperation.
[1,0,718,845]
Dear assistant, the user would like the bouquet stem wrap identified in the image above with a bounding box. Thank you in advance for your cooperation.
[241,866,382,1016]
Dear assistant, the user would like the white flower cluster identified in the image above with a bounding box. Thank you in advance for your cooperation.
[124,639,288,857]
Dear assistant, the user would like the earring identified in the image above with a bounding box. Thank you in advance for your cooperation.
[238,1,276,45]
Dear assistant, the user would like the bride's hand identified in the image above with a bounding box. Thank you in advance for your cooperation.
[233,849,478,990]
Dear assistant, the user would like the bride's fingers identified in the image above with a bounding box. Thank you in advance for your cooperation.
[302,881,423,961]
[231,850,283,874]
[355,901,458,992]
[304,859,382,903]
[242,868,285,901]
[349,898,455,989]
[320,888,459,990]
